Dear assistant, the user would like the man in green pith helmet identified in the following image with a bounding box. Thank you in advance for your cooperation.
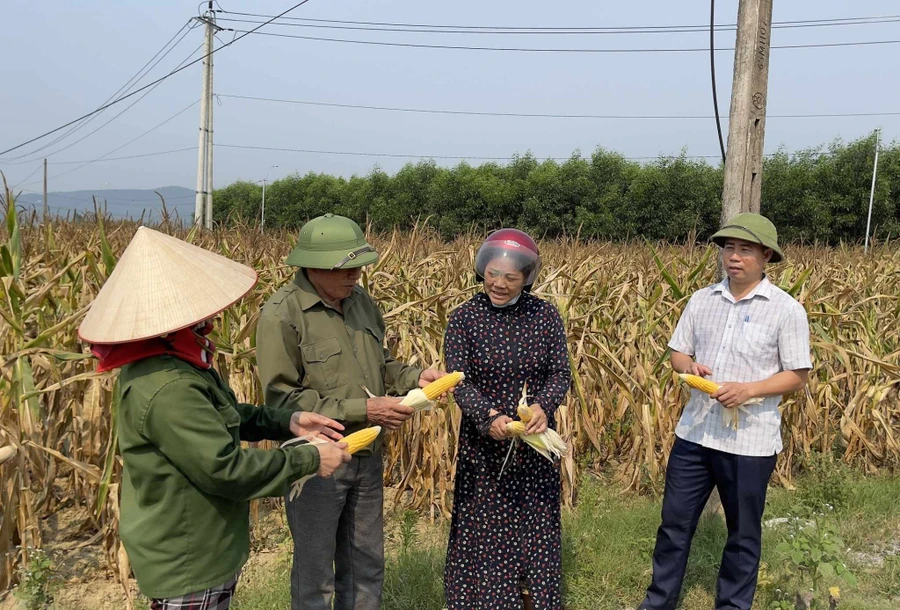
[256,213,447,610]
[637,212,811,610]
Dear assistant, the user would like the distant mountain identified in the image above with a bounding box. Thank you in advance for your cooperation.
[15,186,196,221]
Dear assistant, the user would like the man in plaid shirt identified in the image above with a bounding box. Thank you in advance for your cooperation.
[638,213,812,610]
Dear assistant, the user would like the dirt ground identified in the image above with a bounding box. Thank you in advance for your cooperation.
[0,492,294,610]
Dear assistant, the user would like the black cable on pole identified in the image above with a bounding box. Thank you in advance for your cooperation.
[711,0,726,164]
[0,0,315,158]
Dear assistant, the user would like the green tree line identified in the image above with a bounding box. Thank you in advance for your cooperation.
[213,134,899,244]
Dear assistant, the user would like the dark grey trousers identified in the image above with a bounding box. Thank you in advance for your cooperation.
[285,450,384,610]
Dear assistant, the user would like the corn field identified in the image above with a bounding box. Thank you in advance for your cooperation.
[1,185,899,596]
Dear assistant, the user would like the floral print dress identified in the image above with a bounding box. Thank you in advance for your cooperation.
[443,291,571,610]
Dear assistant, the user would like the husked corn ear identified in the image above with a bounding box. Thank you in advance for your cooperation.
[399,372,465,411]
[678,373,720,395]
[506,421,527,436]
[517,405,533,423]
[0,445,16,466]
[504,421,568,464]
[422,371,465,400]
[676,373,761,430]
[342,426,381,454]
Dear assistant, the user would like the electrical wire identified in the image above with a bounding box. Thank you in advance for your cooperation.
[4,20,196,162]
[711,0,726,163]
[226,27,900,53]
[215,10,900,33]
[216,93,900,120]
[215,142,724,161]
[0,0,316,158]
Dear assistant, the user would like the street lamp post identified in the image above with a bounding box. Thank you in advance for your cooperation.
[261,165,278,231]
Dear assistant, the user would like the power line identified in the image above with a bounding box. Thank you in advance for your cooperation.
[216,10,900,33]
[15,95,199,184]
[6,36,201,167]
[217,93,900,120]
[51,147,198,165]
[216,14,900,35]
[52,99,200,163]
[0,0,316,158]
[228,28,900,53]
[13,147,197,189]
[215,142,724,161]
[5,20,196,162]
[710,0,725,163]
[11,164,44,189]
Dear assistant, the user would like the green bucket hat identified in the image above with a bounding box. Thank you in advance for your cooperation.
[285,213,379,269]
[710,212,784,263]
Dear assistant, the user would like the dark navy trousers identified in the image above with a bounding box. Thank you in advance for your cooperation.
[640,437,777,610]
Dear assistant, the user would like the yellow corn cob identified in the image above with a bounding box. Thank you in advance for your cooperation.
[676,373,761,430]
[342,426,382,454]
[286,427,382,501]
[506,421,527,436]
[422,371,465,400]
[517,405,533,423]
[678,373,720,395]
[505,421,567,463]
[399,372,465,411]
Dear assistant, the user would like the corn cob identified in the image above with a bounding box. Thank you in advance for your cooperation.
[0,445,16,466]
[678,373,720,395]
[285,426,382,500]
[676,373,762,430]
[342,426,382,454]
[506,421,527,436]
[517,405,533,423]
[505,420,568,463]
[499,382,568,466]
[398,371,465,411]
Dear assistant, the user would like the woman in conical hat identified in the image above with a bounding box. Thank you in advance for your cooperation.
[78,227,351,610]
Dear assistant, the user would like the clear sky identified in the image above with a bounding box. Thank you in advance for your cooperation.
[1,0,897,196]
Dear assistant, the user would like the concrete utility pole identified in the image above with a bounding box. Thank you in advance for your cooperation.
[194,2,218,227]
[864,128,881,254]
[42,158,48,222]
[205,15,215,230]
[261,164,278,232]
[720,0,774,223]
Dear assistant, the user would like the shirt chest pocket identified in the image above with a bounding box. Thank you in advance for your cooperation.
[301,337,349,391]
[736,321,775,359]
[364,325,386,372]
[210,391,241,446]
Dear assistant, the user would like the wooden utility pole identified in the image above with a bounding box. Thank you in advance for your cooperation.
[42,159,48,222]
[705,0,775,521]
[721,0,774,222]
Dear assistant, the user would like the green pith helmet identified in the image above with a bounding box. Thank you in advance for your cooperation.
[285,213,379,269]
[710,212,785,263]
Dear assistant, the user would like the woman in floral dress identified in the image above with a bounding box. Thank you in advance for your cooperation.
[443,228,571,610]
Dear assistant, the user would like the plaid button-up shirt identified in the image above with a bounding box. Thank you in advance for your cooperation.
[669,276,812,456]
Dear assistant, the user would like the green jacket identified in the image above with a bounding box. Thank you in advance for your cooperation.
[117,355,320,599]
[256,270,423,455]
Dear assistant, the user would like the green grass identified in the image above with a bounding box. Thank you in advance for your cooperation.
[232,471,900,610]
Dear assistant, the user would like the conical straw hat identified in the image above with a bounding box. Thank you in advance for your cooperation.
[78,227,258,344]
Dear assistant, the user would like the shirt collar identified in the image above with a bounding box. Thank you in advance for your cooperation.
[292,269,359,312]
[712,274,773,303]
